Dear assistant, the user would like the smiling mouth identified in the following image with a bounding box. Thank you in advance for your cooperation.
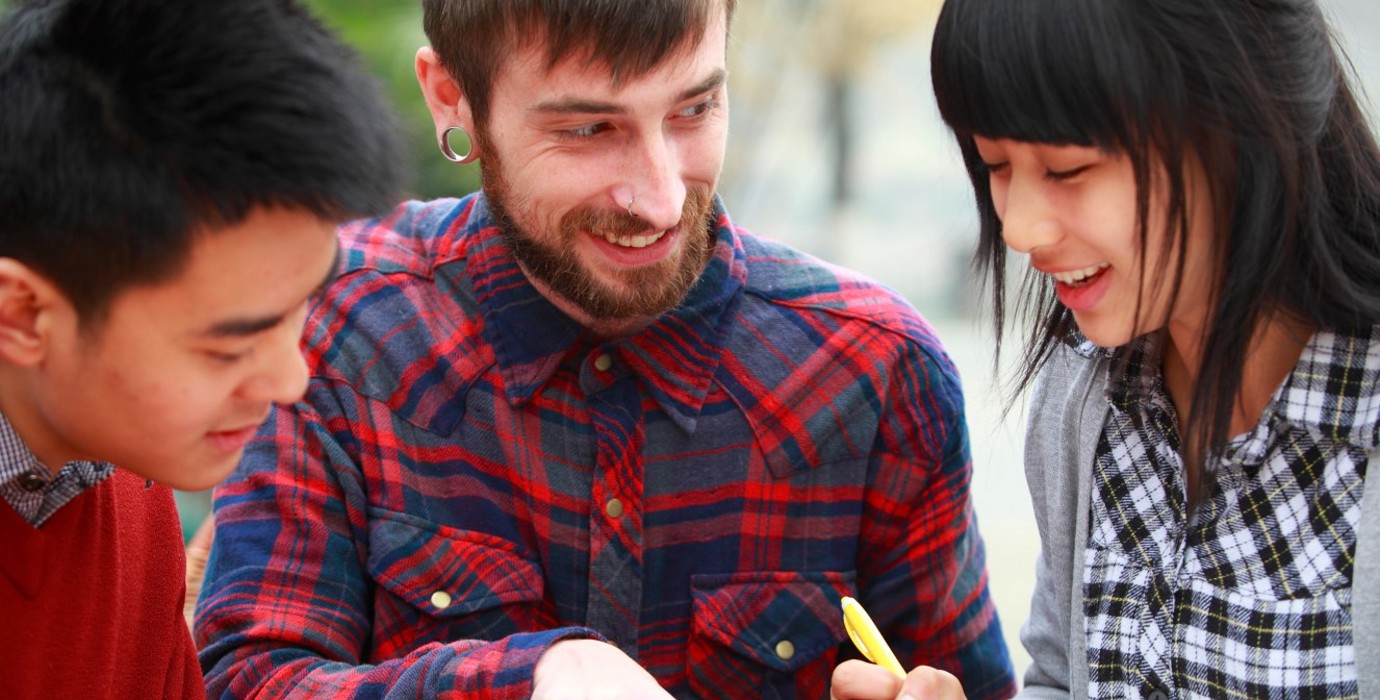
[1049,263,1110,286]
[207,425,258,440]
[595,229,667,249]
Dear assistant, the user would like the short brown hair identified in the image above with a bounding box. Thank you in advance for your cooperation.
[423,0,736,128]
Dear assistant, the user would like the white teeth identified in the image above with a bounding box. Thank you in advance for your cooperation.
[1050,263,1110,285]
[601,230,666,249]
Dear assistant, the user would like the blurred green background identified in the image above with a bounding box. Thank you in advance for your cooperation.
[296,1,483,200]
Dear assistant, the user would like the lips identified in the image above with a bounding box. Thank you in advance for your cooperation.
[1046,262,1110,286]
[205,425,258,449]
[595,228,667,249]
[1051,264,1113,311]
[584,225,678,267]
[205,411,269,453]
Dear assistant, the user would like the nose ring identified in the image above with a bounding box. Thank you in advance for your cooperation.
[626,195,636,218]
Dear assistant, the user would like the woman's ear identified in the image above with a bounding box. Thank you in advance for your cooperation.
[415,46,479,160]
[0,259,63,366]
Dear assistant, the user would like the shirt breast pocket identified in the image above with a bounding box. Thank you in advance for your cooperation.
[688,570,854,700]
[365,510,547,660]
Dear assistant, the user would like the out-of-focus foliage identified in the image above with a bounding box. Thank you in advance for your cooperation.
[303,0,479,200]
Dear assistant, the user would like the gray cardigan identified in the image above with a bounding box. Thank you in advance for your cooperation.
[1015,343,1380,699]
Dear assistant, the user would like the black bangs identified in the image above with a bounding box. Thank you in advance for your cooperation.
[930,0,1157,150]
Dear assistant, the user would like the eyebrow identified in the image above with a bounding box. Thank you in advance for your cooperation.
[531,68,727,116]
[197,244,342,339]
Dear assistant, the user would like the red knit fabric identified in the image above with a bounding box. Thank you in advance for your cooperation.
[0,469,204,699]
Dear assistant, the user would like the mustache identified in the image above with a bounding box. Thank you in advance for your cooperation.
[560,186,714,239]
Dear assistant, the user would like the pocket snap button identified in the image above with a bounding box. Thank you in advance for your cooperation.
[430,590,453,609]
[775,640,795,660]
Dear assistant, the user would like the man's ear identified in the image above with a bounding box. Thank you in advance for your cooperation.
[0,259,64,366]
[415,46,480,159]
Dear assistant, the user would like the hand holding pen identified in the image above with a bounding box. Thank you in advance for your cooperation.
[843,596,906,678]
[830,597,968,700]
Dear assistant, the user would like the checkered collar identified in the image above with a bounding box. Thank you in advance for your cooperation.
[1067,324,1380,452]
[1270,326,1380,449]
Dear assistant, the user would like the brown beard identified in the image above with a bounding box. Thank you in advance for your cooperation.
[480,147,716,322]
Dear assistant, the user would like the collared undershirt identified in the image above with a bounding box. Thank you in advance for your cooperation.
[0,412,114,527]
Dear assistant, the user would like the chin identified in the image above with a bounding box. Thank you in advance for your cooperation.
[133,458,239,492]
[1071,319,1134,349]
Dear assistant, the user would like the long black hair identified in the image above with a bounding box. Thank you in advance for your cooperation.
[931,0,1380,458]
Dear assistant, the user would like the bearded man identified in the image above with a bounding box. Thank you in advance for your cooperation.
[194,1,1016,698]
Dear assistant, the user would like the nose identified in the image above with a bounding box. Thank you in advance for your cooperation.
[996,174,1061,255]
[241,323,310,406]
[614,130,687,232]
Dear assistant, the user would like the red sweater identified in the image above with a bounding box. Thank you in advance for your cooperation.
[0,470,204,699]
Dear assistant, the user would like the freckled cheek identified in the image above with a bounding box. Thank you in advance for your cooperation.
[101,365,212,433]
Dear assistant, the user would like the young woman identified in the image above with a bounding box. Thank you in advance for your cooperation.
[831,0,1380,698]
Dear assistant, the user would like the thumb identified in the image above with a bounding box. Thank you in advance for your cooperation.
[897,666,966,700]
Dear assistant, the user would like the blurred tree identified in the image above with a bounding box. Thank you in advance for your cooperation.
[727,0,941,258]
[806,0,939,208]
[303,0,480,200]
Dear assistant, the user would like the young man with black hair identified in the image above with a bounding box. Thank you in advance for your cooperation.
[197,0,1017,697]
[0,0,404,697]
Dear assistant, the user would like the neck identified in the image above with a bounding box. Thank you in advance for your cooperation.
[0,370,73,476]
[1162,310,1313,439]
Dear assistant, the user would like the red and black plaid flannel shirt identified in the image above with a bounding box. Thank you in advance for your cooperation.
[195,195,1016,699]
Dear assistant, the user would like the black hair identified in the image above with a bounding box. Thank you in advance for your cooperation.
[0,0,407,325]
[931,0,1380,460]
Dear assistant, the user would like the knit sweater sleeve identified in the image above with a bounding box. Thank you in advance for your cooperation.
[1016,345,1106,699]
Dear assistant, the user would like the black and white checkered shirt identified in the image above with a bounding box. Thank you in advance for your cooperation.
[0,412,113,527]
[1077,327,1376,699]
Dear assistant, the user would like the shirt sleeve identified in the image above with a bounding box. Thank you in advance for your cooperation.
[193,383,601,699]
[858,337,1017,700]
[1015,346,1105,699]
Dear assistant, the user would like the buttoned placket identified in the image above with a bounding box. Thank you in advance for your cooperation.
[580,348,646,658]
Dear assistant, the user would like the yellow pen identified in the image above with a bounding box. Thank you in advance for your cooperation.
[841,596,906,679]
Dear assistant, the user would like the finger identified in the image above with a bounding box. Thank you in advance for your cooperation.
[899,666,966,700]
[831,659,905,700]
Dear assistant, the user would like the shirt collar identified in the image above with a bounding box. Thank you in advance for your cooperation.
[1102,332,1166,413]
[1075,323,1380,452]
[0,411,44,490]
[460,193,745,433]
[1062,325,1111,360]
[1269,325,1380,449]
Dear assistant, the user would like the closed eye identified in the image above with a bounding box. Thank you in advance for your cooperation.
[1045,165,1092,182]
[204,349,251,365]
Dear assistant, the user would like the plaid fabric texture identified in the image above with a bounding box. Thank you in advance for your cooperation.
[194,194,1015,700]
[1080,328,1378,699]
[0,412,113,526]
